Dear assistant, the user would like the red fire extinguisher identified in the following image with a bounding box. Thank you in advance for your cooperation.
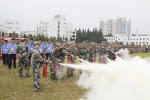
[68,56,75,71]
[43,64,47,77]
[54,61,58,72]
[68,56,71,63]
[100,57,104,64]
[92,59,95,63]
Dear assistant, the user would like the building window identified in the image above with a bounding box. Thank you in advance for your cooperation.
[64,19,65,20]
[143,38,145,40]
[16,23,18,24]
[139,42,141,44]
[7,22,12,24]
[147,42,148,44]
[64,23,65,24]
[147,38,148,40]
[140,38,141,40]
[6,27,12,29]
[143,42,145,44]
[37,27,38,29]
[16,28,18,29]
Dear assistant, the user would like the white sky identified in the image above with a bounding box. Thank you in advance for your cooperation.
[0,0,150,34]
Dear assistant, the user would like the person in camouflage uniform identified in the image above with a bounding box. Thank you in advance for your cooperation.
[17,39,30,77]
[31,42,50,92]
[49,44,61,82]
[67,44,77,78]
[77,41,88,74]
[87,42,97,62]
[54,42,67,81]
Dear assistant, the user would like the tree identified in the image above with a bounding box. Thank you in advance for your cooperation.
[24,34,26,38]
[75,28,106,43]
[105,34,113,37]
[9,33,12,37]
[2,32,4,37]
[70,37,73,42]
[12,31,17,37]
[16,33,18,37]
[62,36,65,41]
[65,37,68,42]
[53,36,56,42]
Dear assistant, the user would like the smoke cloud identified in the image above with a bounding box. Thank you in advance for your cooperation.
[61,49,150,100]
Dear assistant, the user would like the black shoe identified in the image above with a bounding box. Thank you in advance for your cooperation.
[35,88,43,92]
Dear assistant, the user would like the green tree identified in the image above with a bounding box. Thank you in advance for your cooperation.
[9,33,12,37]
[24,34,26,38]
[65,37,68,42]
[70,37,73,42]
[2,32,4,37]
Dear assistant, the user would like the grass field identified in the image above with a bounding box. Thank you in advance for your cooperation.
[130,52,150,58]
[0,53,150,100]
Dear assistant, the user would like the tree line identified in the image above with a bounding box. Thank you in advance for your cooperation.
[75,28,107,43]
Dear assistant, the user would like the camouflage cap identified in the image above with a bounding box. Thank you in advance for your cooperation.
[90,42,96,46]
[82,41,86,44]
[34,41,40,45]
[56,43,62,48]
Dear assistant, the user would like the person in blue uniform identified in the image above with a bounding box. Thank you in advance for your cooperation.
[28,39,34,66]
[45,39,54,60]
[1,40,8,66]
[8,38,18,69]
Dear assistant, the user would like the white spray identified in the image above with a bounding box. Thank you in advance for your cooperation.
[61,49,150,100]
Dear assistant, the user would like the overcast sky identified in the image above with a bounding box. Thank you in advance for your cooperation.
[0,0,150,34]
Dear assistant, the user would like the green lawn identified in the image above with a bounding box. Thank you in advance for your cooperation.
[130,53,150,58]
[0,53,150,100]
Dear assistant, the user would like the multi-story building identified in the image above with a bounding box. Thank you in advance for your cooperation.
[0,19,20,36]
[100,17,131,37]
[104,33,150,45]
[35,14,76,42]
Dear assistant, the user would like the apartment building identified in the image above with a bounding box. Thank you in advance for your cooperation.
[100,17,131,37]
[0,19,20,35]
[104,33,150,45]
[35,14,76,42]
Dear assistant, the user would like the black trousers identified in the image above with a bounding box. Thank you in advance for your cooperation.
[8,54,16,69]
[2,54,8,65]
[29,53,32,66]
[145,48,148,53]
[46,53,50,60]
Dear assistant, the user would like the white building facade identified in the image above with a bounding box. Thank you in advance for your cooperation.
[0,19,20,35]
[104,33,150,45]
[100,17,131,37]
[35,14,76,42]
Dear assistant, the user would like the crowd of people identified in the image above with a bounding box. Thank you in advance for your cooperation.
[0,38,149,92]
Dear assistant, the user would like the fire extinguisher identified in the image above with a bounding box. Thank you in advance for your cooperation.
[91,56,95,63]
[54,61,58,72]
[68,56,71,63]
[43,64,47,77]
[100,57,104,64]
